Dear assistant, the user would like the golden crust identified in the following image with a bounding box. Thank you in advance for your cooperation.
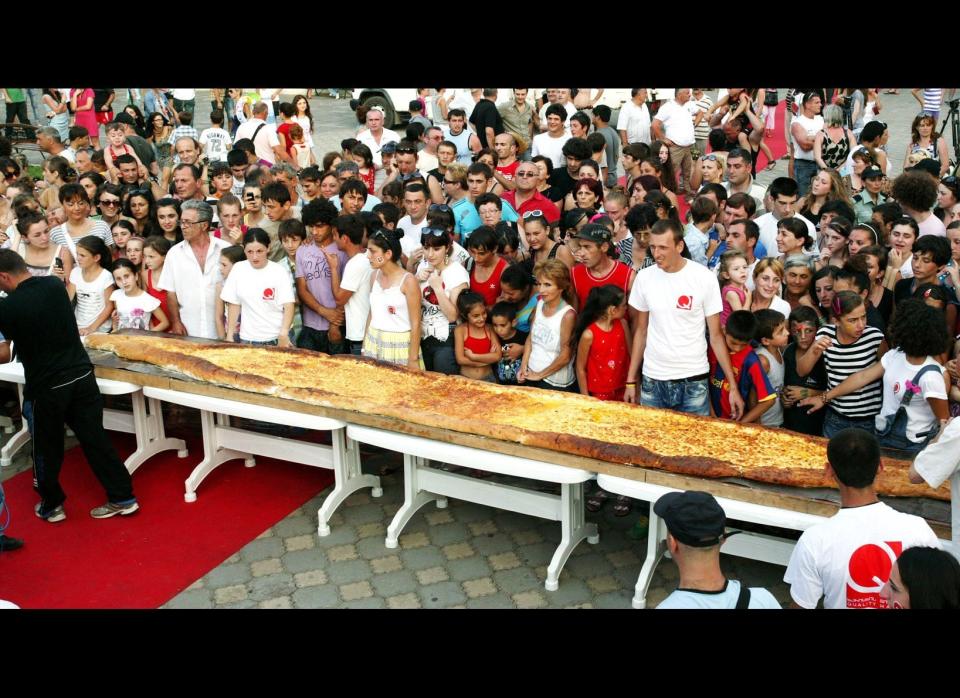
[86,334,950,501]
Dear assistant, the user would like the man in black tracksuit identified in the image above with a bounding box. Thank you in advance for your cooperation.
[0,250,138,522]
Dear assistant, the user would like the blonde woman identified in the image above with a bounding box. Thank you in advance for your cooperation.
[688,152,727,191]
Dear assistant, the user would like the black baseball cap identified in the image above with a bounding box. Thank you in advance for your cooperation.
[861,165,883,180]
[653,491,728,547]
[573,223,613,244]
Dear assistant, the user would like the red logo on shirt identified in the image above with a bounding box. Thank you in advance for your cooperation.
[676,295,693,310]
[387,305,397,315]
[846,541,902,609]
[893,382,901,395]
[263,287,275,301]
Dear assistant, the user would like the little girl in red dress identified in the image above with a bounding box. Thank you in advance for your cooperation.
[573,284,631,402]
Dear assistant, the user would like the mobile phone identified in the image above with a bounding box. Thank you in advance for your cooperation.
[54,257,64,270]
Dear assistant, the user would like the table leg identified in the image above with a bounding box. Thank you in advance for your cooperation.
[632,512,667,609]
[545,482,599,591]
[385,455,443,549]
[123,392,189,474]
[184,409,254,503]
[316,430,383,537]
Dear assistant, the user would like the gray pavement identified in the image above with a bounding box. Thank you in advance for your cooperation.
[1,88,943,609]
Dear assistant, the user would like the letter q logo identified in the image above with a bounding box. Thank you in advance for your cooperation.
[262,287,275,301]
[676,295,693,310]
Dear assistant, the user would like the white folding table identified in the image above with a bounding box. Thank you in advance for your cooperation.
[596,474,829,609]
[345,424,598,591]
[142,386,381,535]
[0,361,187,472]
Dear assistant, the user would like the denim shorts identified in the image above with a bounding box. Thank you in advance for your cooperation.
[640,375,709,416]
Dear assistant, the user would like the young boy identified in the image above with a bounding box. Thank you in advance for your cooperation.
[490,301,528,385]
[893,235,958,333]
[260,181,296,262]
[227,149,249,196]
[379,180,403,207]
[278,218,307,341]
[289,124,314,169]
[708,310,776,423]
[167,110,199,151]
[68,125,91,154]
[215,193,248,245]
[199,108,232,163]
[328,214,372,355]
[781,306,827,436]
[208,161,235,200]
[103,122,146,177]
[753,309,789,428]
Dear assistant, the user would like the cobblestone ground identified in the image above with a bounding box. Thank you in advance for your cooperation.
[4,88,940,609]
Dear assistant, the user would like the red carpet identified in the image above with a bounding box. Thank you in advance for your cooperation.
[0,433,334,608]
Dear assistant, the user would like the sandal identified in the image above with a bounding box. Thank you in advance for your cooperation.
[764,161,777,172]
[586,489,609,513]
[612,496,633,517]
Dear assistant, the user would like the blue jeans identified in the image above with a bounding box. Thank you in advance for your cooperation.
[297,326,344,354]
[794,159,818,197]
[640,375,709,416]
[822,408,875,439]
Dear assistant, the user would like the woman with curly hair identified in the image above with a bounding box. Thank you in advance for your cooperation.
[801,297,948,453]
[798,169,852,227]
[904,114,950,178]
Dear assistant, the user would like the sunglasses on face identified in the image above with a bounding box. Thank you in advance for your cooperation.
[99,199,120,207]
[516,171,538,178]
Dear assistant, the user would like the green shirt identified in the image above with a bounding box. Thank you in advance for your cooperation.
[853,190,888,225]
[4,89,25,102]
[498,100,534,141]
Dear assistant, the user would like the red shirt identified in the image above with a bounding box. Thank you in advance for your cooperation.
[571,260,632,310]
[470,257,508,308]
[501,189,560,224]
[277,122,295,156]
[496,160,520,183]
[585,320,630,397]
[213,224,249,240]
[145,268,169,329]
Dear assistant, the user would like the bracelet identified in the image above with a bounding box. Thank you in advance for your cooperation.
[625,381,637,387]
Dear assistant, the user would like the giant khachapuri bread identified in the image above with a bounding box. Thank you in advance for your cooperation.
[86,334,949,501]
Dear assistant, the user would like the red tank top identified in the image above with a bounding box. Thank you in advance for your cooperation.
[571,260,632,309]
[469,257,508,308]
[146,268,169,329]
[585,320,630,396]
[464,329,493,354]
[359,168,376,195]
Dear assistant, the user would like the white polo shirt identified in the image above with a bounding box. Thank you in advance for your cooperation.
[357,128,401,170]
[616,101,651,145]
[655,100,695,147]
[157,234,231,339]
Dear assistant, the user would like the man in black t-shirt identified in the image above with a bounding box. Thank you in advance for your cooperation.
[0,251,138,523]
[469,89,504,149]
[548,137,592,203]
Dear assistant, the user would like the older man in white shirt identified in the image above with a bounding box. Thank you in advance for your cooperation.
[652,88,697,196]
[158,200,231,339]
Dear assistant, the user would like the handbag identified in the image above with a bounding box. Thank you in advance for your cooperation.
[875,364,943,442]
[763,89,779,107]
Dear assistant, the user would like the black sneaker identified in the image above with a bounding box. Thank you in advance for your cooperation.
[0,534,24,552]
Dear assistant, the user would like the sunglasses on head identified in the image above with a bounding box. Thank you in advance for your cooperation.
[942,176,958,187]
[421,227,448,238]
[522,209,544,219]
[701,154,719,161]
[395,144,416,154]
[429,204,450,213]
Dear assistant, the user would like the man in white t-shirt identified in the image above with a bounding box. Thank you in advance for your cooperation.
[531,104,572,170]
[652,88,696,196]
[910,416,960,496]
[537,88,576,131]
[624,219,744,419]
[790,92,824,198]
[328,214,373,356]
[784,429,940,610]
[754,177,817,258]
[396,183,430,269]
[234,102,288,167]
[655,491,781,609]
[198,108,232,163]
[617,88,651,146]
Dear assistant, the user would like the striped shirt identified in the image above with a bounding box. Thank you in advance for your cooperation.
[50,220,115,260]
[691,95,714,142]
[817,324,885,418]
[921,89,942,114]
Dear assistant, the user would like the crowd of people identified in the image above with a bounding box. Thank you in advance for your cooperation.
[0,87,958,607]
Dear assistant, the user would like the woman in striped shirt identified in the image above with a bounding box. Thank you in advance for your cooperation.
[796,290,889,438]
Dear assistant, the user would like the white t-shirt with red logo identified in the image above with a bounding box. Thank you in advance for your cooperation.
[220,260,295,342]
[628,259,723,380]
[784,502,940,609]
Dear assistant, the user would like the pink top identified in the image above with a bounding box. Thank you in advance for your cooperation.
[720,284,747,327]
[72,89,98,133]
